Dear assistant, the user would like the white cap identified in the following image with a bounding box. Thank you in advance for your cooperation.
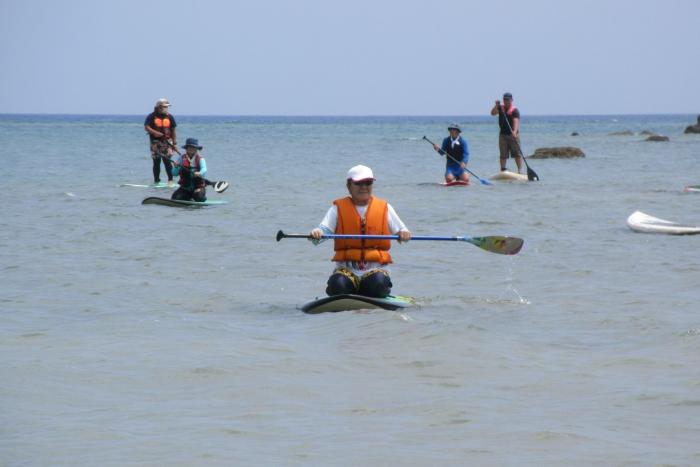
[156,98,171,107]
[346,165,374,182]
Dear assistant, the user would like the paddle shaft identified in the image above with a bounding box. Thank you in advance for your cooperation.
[498,106,539,181]
[282,232,474,242]
[422,136,492,186]
[276,230,523,255]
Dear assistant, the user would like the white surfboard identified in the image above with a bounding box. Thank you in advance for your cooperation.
[490,171,528,182]
[626,211,700,235]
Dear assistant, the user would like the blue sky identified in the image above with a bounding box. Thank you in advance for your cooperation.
[1,0,698,115]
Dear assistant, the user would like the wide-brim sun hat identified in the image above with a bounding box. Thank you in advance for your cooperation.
[447,123,461,132]
[182,137,203,150]
[347,165,375,182]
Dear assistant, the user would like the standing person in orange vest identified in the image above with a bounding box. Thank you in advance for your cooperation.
[144,98,178,186]
[310,165,412,298]
[490,92,522,173]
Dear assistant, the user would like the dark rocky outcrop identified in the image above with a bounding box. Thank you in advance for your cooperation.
[571,132,579,136]
[609,130,634,136]
[645,135,669,142]
[684,115,700,134]
[529,147,585,159]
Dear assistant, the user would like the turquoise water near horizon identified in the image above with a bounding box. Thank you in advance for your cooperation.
[2,113,700,466]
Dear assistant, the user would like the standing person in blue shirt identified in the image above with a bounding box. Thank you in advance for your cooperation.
[171,138,207,202]
[144,98,177,186]
[431,123,470,184]
[490,92,522,173]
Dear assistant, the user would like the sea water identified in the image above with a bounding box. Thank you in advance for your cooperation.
[1,114,699,466]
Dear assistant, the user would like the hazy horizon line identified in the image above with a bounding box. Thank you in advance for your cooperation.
[0,111,697,118]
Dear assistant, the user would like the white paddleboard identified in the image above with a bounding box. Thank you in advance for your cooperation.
[683,185,700,193]
[300,294,414,314]
[626,211,700,235]
[490,171,528,182]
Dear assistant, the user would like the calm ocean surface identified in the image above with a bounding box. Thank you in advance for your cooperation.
[1,114,699,466]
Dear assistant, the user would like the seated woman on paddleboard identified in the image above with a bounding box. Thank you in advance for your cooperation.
[432,123,470,184]
[171,138,208,202]
[310,165,411,298]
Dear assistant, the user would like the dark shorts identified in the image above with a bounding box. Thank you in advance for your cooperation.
[172,186,206,202]
[499,134,522,159]
[445,165,466,179]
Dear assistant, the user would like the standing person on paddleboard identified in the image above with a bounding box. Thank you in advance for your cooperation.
[310,165,412,298]
[170,138,207,202]
[144,98,178,186]
[431,123,470,184]
[490,92,523,173]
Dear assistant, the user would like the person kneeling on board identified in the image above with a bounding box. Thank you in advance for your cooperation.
[432,123,470,184]
[171,138,207,202]
[310,165,411,298]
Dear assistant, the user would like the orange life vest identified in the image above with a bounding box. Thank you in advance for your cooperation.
[153,116,171,129]
[502,104,518,116]
[332,196,392,264]
[152,115,172,139]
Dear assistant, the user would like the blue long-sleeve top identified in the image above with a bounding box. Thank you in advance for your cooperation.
[440,136,469,168]
[172,155,207,179]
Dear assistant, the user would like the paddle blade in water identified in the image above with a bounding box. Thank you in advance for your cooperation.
[214,181,229,193]
[526,165,539,182]
[467,236,524,255]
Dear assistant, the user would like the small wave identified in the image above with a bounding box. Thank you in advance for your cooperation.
[531,431,587,441]
[20,332,46,338]
[670,400,700,407]
[473,220,508,226]
[484,297,531,305]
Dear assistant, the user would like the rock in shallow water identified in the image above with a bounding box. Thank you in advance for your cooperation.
[684,115,700,134]
[645,135,670,142]
[529,147,585,159]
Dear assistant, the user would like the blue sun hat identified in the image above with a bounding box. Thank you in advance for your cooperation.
[182,138,203,150]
